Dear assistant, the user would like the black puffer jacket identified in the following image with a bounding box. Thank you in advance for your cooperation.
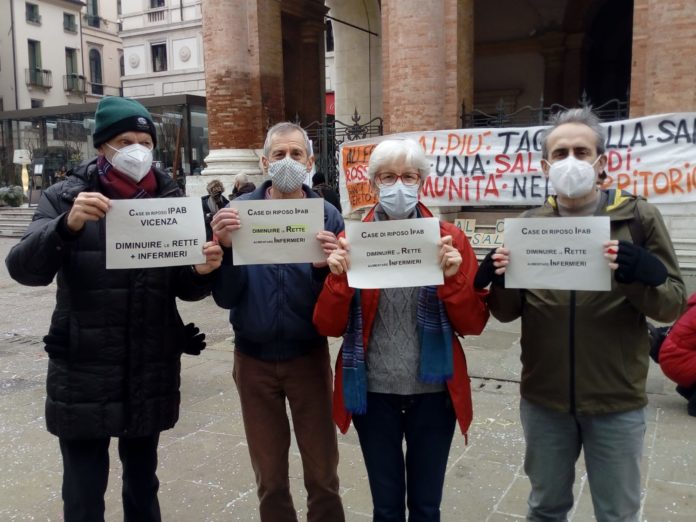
[5,159,213,440]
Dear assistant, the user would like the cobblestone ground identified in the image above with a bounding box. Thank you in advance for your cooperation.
[1,237,695,521]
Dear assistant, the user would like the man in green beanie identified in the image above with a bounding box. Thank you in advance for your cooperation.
[5,96,223,522]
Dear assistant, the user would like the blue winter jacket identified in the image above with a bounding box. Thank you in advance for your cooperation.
[212,180,345,361]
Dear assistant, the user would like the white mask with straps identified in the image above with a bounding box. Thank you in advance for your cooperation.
[107,143,153,183]
[547,155,601,199]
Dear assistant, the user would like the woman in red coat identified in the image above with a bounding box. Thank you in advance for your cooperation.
[660,292,696,416]
[313,138,489,521]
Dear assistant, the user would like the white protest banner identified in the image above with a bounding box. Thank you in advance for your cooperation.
[229,198,325,265]
[338,113,696,213]
[345,217,443,289]
[503,216,611,291]
[106,197,205,269]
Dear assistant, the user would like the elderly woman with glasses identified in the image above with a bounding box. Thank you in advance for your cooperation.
[313,138,489,521]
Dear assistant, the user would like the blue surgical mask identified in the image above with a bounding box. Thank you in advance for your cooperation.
[378,182,419,219]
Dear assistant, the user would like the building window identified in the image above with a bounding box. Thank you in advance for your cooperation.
[89,48,103,95]
[0,98,4,112]
[117,0,122,16]
[26,40,52,87]
[151,43,167,72]
[63,13,77,32]
[86,0,100,28]
[150,0,166,7]
[325,21,334,53]
[64,48,83,92]
[28,39,41,71]
[65,48,78,76]
[26,3,41,24]
[31,98,43,108]
[119,52,125,78]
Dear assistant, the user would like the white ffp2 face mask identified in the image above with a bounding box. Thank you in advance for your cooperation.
[107,143,153,183]
[547,155,600,199]
[268,157,308,193]
[378,182,419,219]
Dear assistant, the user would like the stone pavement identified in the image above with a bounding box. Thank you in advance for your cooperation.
[1,236,695,521]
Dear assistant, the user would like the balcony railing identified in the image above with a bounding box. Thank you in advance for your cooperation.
[63,74,86,93]
[26,13,41,24]
[147,8,166,23]
[25,68,52,88]
[85,14,100,28]
[64,21,77,32]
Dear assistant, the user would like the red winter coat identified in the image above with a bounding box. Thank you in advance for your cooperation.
[312,203,489,436]
[660,292,696,387]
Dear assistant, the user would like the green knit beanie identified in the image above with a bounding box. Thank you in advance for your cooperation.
[93,96,157,148]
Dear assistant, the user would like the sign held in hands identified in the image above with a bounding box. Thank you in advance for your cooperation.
[503,216,611,291]
[346,217,443,289]
[228,198,325,265]
[106,197,206,269]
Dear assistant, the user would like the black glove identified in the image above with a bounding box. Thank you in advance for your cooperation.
[474,248,505,290]
[614,240,668,287]
[182,323,206,356]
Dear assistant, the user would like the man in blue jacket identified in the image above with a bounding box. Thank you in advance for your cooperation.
[210,122,345,522]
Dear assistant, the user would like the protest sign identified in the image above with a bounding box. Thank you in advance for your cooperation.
[345,217,443,289]
[338,113,696,213]
[228,198,324,265]
[106,197,205,269]
[503,216,611,291]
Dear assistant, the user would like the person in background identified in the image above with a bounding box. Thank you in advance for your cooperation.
[201,179,229,240]
[235,180,256,198]
[5,96,223,522]
[658,292,696,417]
[230,172,249,199]
[311,171,342,213]
[475,107,685,522]
[210,122,345,522]
[313,138,489,522]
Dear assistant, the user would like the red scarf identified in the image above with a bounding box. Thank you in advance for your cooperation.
[96,155,158,199]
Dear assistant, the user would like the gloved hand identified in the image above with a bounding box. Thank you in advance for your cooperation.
[614,240,668,287]
[182,323,206,356]
[474,248,505,289]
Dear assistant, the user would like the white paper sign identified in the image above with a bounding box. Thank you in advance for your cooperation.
[229,198,325,265]
[504,216,611,291]
[106,197,206,269]
[346,217,444,289]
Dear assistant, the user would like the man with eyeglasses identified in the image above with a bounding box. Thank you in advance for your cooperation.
[475,107,685,522]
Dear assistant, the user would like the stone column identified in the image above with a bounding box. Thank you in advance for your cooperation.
[381,0,474,133]
[630,0,696,116]
[195,0,283,197]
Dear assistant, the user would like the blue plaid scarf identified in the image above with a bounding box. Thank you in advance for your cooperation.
[342,286,453,414]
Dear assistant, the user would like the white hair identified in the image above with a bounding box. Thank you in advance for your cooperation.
[367,138,430,182]
[234,173,248,186]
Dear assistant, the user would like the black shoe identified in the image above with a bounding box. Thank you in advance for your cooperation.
[688,394,696,418]
[676,385,696,400]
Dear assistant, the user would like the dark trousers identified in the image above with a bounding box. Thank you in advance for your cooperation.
[352,391,456,522]
[59,434,161,522]
[233,348,344,522]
